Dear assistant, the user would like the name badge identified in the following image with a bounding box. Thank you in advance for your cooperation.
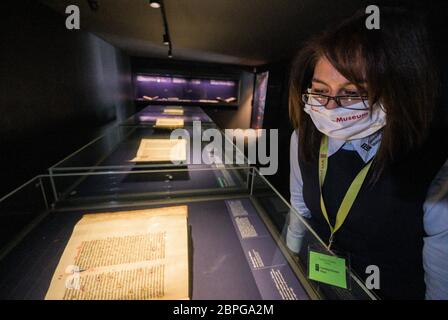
[307,246,350,289]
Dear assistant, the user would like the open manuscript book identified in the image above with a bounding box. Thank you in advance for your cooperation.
[45,206,190,300]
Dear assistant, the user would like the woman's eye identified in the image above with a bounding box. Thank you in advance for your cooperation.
[343,90,358,96]
[311,88,327,94]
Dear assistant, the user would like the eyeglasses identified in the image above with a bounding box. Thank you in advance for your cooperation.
[302,92,369,110]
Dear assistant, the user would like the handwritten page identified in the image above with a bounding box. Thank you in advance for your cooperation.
[45,206,190,300]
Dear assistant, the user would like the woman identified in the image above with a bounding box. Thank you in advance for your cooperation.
[286,8,448,299]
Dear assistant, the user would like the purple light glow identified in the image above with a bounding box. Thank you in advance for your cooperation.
[135,73,239,103]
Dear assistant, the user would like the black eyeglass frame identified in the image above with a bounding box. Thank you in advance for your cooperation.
[302,92,370,110]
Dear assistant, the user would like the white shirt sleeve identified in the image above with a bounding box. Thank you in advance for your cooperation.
[423,158,448,300]
[286,130,312,253]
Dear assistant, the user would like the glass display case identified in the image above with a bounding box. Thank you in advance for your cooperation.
[134,75,240,107]
[0,167,376,300]
[251,71,269,129]
[49,122,248,176]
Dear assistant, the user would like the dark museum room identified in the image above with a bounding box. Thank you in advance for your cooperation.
[0,0,448,305]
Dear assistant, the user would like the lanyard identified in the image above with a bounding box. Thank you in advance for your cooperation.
[319,135,373,249]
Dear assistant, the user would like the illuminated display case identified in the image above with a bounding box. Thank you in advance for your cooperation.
[48,120,246,178]
[47,103,250,213]
[135,74,240,107]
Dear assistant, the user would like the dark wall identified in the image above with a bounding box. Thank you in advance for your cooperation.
[0,1,135,196]
[428,3,448,130]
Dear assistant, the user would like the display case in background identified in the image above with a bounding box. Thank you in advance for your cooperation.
[48,123,248,175]
[50,105,245,169]
[47,104,252,215]
[134,74,240,108]
[0,167,376,300]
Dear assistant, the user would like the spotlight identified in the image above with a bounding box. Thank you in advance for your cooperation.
[168,49,173,59]
[163,34,170,46]
[150,0,161,9]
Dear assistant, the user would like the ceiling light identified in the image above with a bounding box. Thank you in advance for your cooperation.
[163,34,170,46]
[150,0,161,9]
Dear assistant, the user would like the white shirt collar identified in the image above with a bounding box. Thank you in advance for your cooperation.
[328,131,382,163]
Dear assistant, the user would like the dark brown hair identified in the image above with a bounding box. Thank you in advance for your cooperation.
[289,8,438,178]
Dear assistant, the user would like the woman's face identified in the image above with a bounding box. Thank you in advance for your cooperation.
[311,57,366,109]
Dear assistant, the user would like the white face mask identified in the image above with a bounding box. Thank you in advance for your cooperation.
[303,97,386,140]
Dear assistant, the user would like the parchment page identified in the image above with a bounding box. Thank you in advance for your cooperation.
[154,118,184,128]
[130,138,187,162]
[45,205,189,300]
[163,108,184,115]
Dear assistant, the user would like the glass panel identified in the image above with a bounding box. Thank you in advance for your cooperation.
[50,123,249,174]
[50,167,251,209]
[251,71,269,129]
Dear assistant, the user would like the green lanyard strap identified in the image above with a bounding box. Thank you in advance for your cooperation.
[319,135,373,249]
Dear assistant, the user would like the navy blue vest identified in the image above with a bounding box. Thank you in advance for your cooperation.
[297,130,446,299]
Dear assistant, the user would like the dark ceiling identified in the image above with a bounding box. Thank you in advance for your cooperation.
[41,0,446,66]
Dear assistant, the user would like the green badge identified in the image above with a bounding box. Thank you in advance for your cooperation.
[308,250,348,289]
